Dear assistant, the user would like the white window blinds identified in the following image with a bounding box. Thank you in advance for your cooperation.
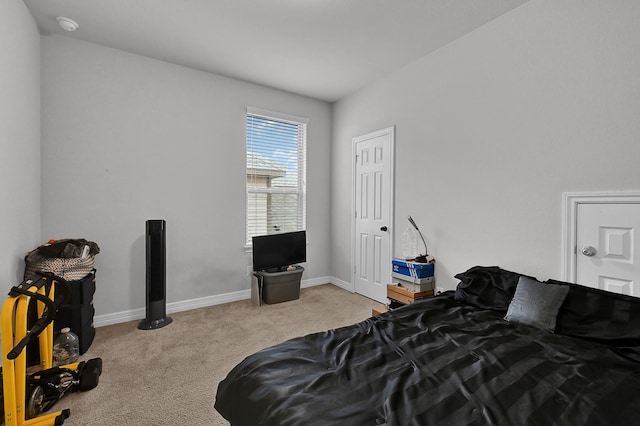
[246,107,307,244]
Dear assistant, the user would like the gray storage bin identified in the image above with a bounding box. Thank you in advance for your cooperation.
[254,266,304,304]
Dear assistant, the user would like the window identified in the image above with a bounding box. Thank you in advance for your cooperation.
[246,107,307,245]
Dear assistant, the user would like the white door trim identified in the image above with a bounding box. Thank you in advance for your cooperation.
[562,191,640,283]
[351,126,395,298]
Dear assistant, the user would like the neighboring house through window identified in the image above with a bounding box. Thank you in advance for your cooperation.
[246,107,307,245]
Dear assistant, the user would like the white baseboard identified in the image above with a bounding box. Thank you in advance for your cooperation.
[94,276,353,328]
[329,276,355,292]
[300,275,331,288]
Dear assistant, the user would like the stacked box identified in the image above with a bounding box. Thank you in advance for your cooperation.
[392,258,435,292]
[391,273,435,292]
[392,259,434,279]
[387,284,434,305]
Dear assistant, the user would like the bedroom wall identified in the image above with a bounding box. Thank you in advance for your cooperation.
[0,0,41,291]
[331,0,640,291]
[40,35,332,321]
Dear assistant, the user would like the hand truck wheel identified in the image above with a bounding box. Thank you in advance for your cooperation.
[27,385,45,418]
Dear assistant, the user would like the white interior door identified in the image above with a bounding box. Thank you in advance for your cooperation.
[576,202,640,296]
[352,127,394,303]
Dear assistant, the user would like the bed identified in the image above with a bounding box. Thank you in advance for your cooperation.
[215,266,640,425]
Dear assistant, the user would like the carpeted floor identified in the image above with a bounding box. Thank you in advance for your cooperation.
[57,284,380,425]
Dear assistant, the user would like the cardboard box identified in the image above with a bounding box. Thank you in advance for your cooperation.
[391,273,435,292]
[386,284,434,305]
[391,272,434,285]
[392,259,434,279]
[372,306,388,316]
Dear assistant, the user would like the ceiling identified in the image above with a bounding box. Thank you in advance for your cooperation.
[24,0,529,102]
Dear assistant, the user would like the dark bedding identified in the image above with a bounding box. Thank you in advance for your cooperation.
[215,268,640,426]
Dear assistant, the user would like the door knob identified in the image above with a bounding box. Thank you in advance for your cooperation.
[582,246,597,257]
[380,226,388,232]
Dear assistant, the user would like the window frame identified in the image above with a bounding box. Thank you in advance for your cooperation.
[245,107,308,247]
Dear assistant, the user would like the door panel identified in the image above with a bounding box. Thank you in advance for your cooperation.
[599,276,633,295]
[374,171,383,220]
[359,233,368,280]
[360,174,369,219]
[353,128,393,303]
[576,203,640,297]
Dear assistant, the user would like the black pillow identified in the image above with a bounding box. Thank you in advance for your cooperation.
[549,279,640,347]
[454,266,536,313]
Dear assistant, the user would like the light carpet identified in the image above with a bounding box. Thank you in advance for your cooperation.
[57,284,380,425]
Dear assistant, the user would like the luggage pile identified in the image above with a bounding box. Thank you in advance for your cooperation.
[24,239,99,354]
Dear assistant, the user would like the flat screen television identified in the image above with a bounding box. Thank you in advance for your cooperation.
[252,230,306,272]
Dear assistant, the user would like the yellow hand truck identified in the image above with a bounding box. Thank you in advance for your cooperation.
[1,274,102,425]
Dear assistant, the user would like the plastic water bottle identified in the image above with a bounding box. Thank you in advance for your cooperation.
[53,327,79,366]
[400,227,418,259]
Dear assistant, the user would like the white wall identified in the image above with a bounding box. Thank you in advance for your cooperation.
[0,0,41,290]
[332,0,640,290]
[41,35,332,318]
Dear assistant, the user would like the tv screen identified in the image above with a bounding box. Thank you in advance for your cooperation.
[252,231,306,272]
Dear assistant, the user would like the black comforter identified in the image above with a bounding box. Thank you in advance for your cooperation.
[216,292,640,425]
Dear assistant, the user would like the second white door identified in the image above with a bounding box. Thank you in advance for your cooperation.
[353,127,394,303]
[576,202,640,297]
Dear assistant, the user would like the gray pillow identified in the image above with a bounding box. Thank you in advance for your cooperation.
[504,276,570,332]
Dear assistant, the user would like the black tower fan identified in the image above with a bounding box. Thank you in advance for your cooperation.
[138,219,173,330]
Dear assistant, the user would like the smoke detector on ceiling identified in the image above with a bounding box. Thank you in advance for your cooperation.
[56,17,79,32]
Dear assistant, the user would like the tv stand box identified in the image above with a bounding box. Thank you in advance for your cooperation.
[252,266,304,305]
